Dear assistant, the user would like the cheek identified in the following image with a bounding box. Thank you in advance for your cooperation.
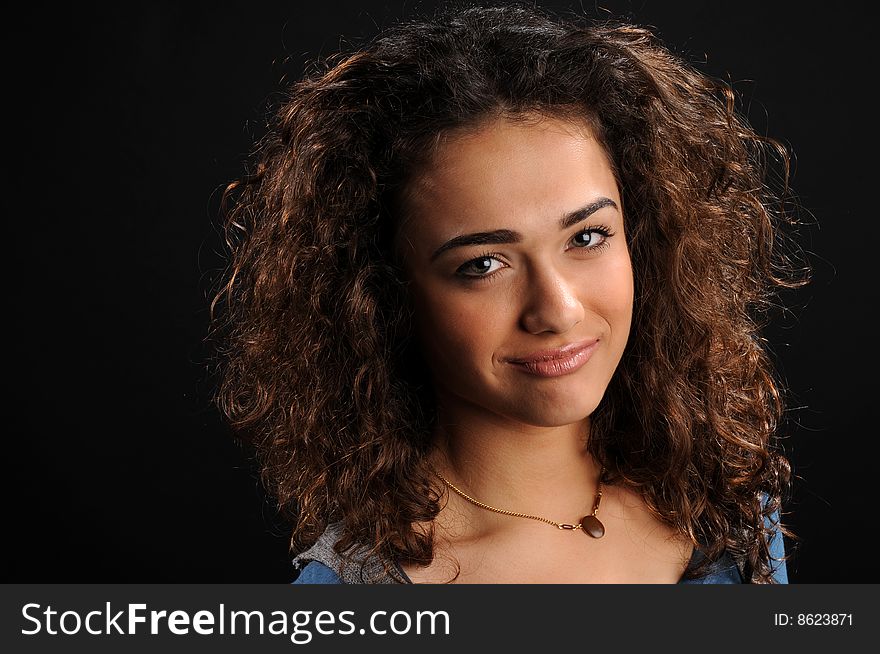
[589,253,634,333]
[410,284,502,367]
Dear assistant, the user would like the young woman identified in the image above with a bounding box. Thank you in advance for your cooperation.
[211,4,806,584]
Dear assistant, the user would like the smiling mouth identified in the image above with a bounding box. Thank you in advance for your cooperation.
[507,339,600,378]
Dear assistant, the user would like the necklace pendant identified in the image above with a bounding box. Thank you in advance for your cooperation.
[580,515,605,538]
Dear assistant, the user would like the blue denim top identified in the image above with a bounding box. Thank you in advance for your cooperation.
[292,505,788,585]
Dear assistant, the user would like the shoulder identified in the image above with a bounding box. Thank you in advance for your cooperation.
[291,521,404,584]
[292,561,345,584]
[681,494,788,584]
[679,551,742,584]
[762,495,789,584]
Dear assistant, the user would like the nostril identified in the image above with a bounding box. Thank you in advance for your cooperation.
[518,278,585,335]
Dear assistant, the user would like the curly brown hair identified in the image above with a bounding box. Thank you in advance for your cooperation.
[210,3,809,583]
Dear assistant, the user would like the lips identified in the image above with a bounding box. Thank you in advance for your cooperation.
[507,339,600,378]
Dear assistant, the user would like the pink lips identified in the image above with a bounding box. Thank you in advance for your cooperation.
[507,339,600,378]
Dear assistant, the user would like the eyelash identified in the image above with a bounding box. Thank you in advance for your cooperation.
[455,225,616,281]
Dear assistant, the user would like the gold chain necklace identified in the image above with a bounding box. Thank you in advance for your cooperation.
[434,467,606,538]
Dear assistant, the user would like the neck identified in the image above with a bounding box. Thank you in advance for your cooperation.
[427,402,603,533]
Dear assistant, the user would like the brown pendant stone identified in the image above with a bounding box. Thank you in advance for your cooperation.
[581,515,605,538]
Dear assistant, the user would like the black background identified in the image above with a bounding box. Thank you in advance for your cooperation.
[8,1,873,582]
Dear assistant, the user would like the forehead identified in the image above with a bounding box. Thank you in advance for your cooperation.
[400,114,619,241]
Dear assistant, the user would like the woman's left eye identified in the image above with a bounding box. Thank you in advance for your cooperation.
[570,227,613,249]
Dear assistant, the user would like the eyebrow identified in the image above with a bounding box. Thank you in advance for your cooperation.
[429,197,619,262]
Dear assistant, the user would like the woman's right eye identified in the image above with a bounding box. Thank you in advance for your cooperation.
[455,254,506,278]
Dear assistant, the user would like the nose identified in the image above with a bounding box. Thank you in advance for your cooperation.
[518,262,584,335]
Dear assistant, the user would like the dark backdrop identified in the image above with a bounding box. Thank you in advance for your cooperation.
[9,1,873,582]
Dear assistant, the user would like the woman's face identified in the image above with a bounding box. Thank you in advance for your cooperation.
[396,114,633,428]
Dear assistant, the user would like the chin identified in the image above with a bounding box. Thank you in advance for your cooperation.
[441,380,606,427]
[501,396,602,428]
